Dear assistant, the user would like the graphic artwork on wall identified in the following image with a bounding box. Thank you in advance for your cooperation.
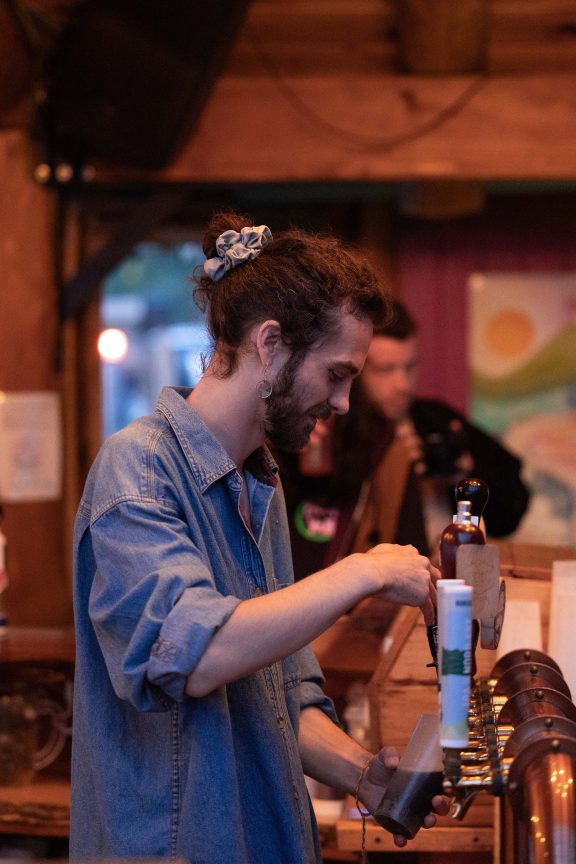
[469,272,576,547]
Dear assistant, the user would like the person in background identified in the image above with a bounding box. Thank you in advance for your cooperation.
[276,342,430,635]
[278,380,429,586]
[71,213,447,863]
[277,297,529,624]
[360,299,530,553]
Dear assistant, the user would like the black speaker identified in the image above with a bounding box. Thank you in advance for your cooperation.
[43,0,250,170]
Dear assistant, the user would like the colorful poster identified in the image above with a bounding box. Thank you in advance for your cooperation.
[468,273,576,547]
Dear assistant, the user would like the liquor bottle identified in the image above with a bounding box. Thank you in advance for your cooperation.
[298,418,333,477]
[0,505,8,634]
[440,499,485,581]
[425,485,488,673]
[439,499,484,676]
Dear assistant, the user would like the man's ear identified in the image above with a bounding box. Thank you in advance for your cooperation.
[254,319,284,367]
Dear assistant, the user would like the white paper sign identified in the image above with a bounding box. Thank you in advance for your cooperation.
[0,391,62,501]
[549,560,576,701]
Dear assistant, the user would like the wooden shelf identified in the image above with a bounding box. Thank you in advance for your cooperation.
[0,777,69,837]
[337,818,494,854]
[0,627,75,664]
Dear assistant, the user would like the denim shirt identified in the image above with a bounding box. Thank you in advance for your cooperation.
[71,386,338,863]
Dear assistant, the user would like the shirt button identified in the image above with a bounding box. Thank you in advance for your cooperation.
[253,587,263,597]
[293,784,299,800]
[277,716,285,730]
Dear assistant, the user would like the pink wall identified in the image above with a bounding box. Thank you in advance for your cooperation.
[396,212,576,414]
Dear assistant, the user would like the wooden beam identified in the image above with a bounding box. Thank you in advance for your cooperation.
[0,130,72,626]
[396,0,489,74]
[226,1,576,76]
[0,1,32,121]
[92,73,576,183]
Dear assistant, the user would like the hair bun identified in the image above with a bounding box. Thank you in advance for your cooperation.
[202,211,253,259]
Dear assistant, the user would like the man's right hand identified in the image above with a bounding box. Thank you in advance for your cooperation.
[363,543,439,625]
[395,419,427,474]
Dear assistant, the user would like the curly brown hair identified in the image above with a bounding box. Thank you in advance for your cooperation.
[194,211,390,376]
[373,298,418,340]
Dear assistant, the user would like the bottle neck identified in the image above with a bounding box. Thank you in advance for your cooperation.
[454,501,474,525]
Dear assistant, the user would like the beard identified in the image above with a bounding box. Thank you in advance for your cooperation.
[264,355,331,452]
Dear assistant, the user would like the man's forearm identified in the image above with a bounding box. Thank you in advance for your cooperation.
[185,554,374,697]
[298,707,401,816]
[298,705,370,795]
[185,543,435,698]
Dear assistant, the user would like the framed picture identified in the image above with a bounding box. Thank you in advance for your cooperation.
[468,272,576,547]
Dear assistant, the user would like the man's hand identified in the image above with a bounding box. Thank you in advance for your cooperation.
[357,747,451,848]
[396,417,475,484]
[445,419,474,483]
[395,419,426,474]
[364,543,440,625]
[447,449,475,485]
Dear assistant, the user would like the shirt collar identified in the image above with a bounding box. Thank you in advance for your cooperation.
[156,386,278,490]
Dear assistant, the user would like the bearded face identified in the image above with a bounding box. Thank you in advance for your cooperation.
[262,312,373,452]
[264,352,331,452]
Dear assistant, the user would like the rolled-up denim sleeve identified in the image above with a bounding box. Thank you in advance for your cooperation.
[147,584,241,702]
[89,499,241,711]
[297,644,340,725]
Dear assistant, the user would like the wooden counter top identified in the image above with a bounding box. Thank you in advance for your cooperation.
[335,795,494,855]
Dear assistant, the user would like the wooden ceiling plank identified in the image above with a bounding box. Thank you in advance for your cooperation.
[226,0,576,76]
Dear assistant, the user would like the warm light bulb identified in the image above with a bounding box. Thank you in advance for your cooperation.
[98,328,129,363]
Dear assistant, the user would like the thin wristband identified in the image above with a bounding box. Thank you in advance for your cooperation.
[354,755,374,860]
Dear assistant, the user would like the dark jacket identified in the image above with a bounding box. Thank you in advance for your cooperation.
[410,398,530,538]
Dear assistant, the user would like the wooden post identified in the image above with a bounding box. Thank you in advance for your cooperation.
[0,130,72,626]
[397,0,489,74]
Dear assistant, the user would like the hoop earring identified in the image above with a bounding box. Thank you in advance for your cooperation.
[256,378,273,400]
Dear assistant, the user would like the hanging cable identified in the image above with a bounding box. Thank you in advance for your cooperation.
[250,28,487,154]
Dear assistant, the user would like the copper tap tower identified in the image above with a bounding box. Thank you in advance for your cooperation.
[449,648,576,864]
